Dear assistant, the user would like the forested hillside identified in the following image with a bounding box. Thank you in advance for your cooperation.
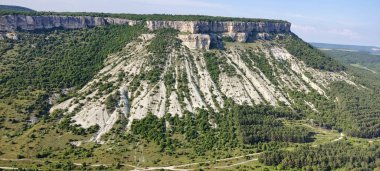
[260,141,380,170]
[322,49,380,73]
[311,42,380,55]
[0,25,145,137]
[0,13,379,170]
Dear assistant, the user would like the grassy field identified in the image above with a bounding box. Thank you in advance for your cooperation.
[1,117,378,170]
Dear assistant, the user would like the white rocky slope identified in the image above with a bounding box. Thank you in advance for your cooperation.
[50,34,356,142]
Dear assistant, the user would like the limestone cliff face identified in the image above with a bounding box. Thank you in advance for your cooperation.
[0,14,292,49]
[0,15,138,31]
[146,20,291,49]
[178,34,211,50]
[146,20,291,34]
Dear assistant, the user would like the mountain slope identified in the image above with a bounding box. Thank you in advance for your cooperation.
[46,29,358,142]
[0,14,379,170]
[321,49,380,73]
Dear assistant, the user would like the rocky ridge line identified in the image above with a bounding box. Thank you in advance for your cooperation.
[0,14,291,49]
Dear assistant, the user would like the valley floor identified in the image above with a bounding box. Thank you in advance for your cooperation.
[1,121,378,170]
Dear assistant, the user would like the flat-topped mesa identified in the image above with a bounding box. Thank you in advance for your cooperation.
[0,15,139,31]
[0,14,291,49]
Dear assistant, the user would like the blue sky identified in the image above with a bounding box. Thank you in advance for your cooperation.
[2,0,380,47]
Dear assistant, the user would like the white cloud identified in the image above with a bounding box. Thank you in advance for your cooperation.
[127,0,223,8]
[1,0,224,13]
[292,24,361,41]
[292,24,317,33]
[327,28,360,39]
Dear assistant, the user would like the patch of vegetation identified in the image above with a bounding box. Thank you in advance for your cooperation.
[259,141,380,170]
[287,68,380,139]
[131,100,312,156]
[222,36,235,42]
[105,91,120,113]
[241,49,277,85]
[131,100,242,155]
[0,25,144,136]
[327,81,380,138]
[236,105,312,143]
[203,52,236,83]
[131,112,167,143]
[56,110,100,135]
[177,70,190,106]
[204,52,221,84]
[323,49,380,73]
[164,67,176,93]
[280,34,345,72]
[145,29,180,84]
[0,25,145,96]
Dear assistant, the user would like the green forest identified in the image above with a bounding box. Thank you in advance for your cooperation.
[322,49,380,73]
[0,25,145,138]
[280,34,345,72]
[0,25,145,96]
[260,141,380,170]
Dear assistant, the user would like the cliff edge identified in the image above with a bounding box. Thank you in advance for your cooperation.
[0,14,291,49]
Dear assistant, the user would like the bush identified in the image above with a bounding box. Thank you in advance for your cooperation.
[105,91,120,113]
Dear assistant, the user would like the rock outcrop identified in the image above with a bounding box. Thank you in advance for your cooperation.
[146,20,291,34]
[178,34,211,50]
[0,15,138,32]
[147,20,291,48]
[0,31,17,40]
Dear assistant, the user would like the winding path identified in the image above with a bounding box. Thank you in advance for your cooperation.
[129,153,261,171]
[0,153,261,170]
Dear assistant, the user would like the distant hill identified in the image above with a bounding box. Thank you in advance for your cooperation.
[321,49,380,73]
[0,5,34,12]
[310,42,380,55]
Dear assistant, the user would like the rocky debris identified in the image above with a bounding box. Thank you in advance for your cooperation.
[256,33,271,40]
[219,74,256,105]
[140,34,155,41]
[270,47,357,95]
[223,32,249,42]
[0,32,18,40]
[184,55,207,110]
[5,32,18,40]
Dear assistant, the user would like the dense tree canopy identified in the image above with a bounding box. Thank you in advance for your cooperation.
[0,25,145,98]
[260,141,380,170]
